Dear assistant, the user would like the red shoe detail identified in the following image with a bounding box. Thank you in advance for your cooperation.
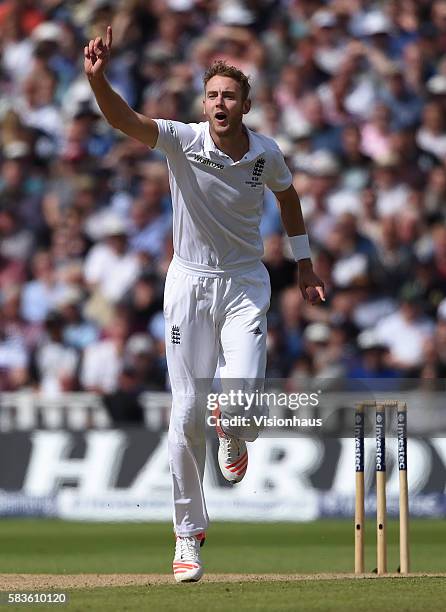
[226,452,248,470]
[229,454,248,473]
[214,404,248,484]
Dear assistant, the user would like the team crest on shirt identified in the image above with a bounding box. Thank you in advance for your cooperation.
[171,325,181,345]
[245,157,265,188]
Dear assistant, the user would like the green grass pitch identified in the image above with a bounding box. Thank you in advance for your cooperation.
[0,519,445,611]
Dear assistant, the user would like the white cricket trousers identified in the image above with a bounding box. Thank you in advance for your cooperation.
[164,254,270,536]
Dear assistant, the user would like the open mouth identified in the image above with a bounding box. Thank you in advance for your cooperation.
[215,112,227,122]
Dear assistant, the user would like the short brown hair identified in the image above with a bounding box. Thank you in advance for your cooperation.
[203,60,251,102]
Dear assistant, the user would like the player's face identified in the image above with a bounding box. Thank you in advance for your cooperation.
[203,76,250,136]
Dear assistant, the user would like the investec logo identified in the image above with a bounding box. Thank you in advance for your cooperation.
[376,413,385,471]
[354,412,364,472]
[398,412,407,470]
[192,154,224,170]
[355,438,362,472]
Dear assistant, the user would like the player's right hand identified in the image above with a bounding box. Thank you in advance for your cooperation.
[84,25,112,79]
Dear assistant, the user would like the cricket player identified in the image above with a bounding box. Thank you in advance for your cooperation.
[85,26,325,583]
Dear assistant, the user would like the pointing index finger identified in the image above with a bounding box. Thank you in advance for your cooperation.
[106,25,112,49]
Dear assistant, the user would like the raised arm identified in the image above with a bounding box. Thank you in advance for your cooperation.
[84,26,158,148]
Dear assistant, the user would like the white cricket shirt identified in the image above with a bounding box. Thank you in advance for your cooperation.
[154,120,292,273]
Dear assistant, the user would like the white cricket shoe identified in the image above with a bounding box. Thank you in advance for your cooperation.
[172,533,205,583]
[214,407,248,484]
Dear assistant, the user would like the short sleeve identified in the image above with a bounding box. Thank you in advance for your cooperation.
[154,119,198,157]
[265,142,293,192]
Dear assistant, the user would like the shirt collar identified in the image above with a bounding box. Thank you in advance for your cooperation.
[203,121,265,163]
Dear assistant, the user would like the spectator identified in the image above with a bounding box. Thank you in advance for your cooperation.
[416,101,446,159]
[424,165,446,219]
[371,215,414,294]
[124,333,165,391]
[129,174,172,261]
[379,64,422,129]
[21,250,66,323]
[302,322,345,377]
[275,64,309,129]
[0,253,25,292]
[124,273,163,335]
[326,213,376,289]
[0,136,45,235]
[373,154,411,217]
[80,310,130,394]
[292,34,330,90]
[348,329,400,379]
[0,286,31,391]
[0,1,38,86]
[2,284,41,353]
[389,126,439,190]
[56,286,99,351]
[31,311,78,395]
[361,102,393,160]
[311,10,347,76]
[83,215,141,325]
[303,93,342,153]
[278,287,305,365]
[17,66,63,144]
[102,368,145,424]
[260,189,283,237]
[103,331,165,423]
[0,207,34,263]
[338,124,372,191]
[431,224,446,282]
[299,150,339,245]
[262,234,296,306]
[373,283,435,372]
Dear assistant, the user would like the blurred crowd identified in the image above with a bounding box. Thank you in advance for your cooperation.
[1,0,446,403]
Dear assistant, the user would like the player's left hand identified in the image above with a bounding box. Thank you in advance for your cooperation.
[297,260,326,305]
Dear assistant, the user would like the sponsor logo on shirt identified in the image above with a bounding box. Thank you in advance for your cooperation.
[192,154,224,170]
[245,157,265,188]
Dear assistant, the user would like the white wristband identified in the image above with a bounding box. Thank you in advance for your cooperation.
[288,234,311,261]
